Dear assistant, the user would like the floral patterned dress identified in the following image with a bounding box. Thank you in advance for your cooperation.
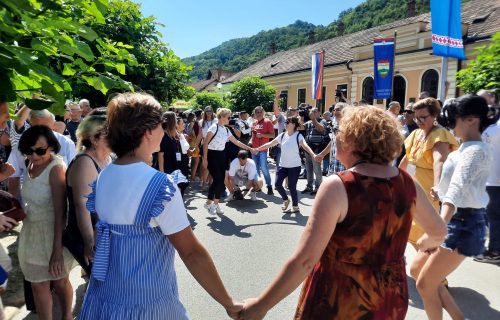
[294,169,416,320]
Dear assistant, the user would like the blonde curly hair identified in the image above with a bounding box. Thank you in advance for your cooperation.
[338,107,403,165]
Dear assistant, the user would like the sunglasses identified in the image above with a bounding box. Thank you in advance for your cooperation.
[414,115,432,122]
[403,110,414,114]
[26,147,49,156]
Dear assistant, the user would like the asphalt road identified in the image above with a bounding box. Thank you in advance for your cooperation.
[11,170,500,320]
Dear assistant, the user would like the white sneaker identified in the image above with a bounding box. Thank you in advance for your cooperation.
[281,199,290,211]
[215,204,224,214]
[208,204,217,215]
[250,191,257,201]
[204,202,210,210]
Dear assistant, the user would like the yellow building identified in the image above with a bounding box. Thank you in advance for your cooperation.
[223,0,499,112]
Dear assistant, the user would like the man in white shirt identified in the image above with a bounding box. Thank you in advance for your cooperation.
[237,111,251,144]
[8,109,76,199]
[227,150,263,201]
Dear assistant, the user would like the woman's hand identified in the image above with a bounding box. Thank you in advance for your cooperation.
[83,243,95,265]
[240,298,267,320]
[49,249,65,278]
[225,300,244,319]
[0,214,17,232]
[416,233,439,255]
[430,186,439,202]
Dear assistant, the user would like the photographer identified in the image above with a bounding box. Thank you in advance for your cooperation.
[227,150,263,201]
[237,111,251,145]
[302,107,327,194]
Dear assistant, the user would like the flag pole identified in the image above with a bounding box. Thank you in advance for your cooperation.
[439,57,448,101]
[390,31,397,106]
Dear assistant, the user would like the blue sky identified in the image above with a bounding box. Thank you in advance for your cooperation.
[136,0,365,59]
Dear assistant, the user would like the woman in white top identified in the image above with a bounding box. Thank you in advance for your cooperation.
[256,117,316,213]
[195,106,217,189]
[79,93,242,319]
[417,95,495,320]
[202,108,255,215]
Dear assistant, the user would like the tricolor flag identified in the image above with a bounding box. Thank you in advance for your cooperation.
[430,0,466,59]
[311,51,324,100]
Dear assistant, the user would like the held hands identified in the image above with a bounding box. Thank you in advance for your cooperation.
[239,298,267,320]
[0,214,17,232]
[430,187,439,202]
[313,154,323,162]
[225,300,244,320]
[250,148,259,155]
[416,233,438,255]
[83,243,95,265]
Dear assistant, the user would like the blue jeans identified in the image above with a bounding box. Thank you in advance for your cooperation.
[252,151,272,187]
[305,153,322,190]
[275,166,300,206]
[275,147,281,171]
[486,186,500,252]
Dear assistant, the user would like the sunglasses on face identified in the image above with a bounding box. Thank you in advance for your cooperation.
[26,147,49,156]
[403,110,414,114]
[414,115,432,122]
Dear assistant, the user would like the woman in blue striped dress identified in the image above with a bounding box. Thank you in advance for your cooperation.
[79,93,242,319]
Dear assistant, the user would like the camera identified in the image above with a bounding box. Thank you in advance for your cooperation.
[335,89,347,98]
[228,119,237,126]
[233,187,244,200]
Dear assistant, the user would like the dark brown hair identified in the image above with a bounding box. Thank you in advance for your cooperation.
[285,116,300,131]
[106,93,162,158]
[18,125,61,155]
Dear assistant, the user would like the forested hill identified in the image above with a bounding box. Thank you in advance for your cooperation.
[184,0,469,81]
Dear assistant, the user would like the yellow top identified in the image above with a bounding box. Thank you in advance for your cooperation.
[405,127,459,207]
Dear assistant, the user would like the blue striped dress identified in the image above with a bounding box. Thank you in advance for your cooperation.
[79,171,189,319]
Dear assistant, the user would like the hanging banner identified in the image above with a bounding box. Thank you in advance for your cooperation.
[373,38,395,99]
[311,51,324,100]
[430,0,466,59]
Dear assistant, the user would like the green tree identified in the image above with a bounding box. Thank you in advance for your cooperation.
[79,0,191,106]
[229,77,275,114]
[0,0,136,114]
[191,92,227,111]
[457,32,500,94]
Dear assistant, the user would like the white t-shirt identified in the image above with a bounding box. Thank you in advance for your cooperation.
[207,124,232,151]
[437,141,491,211]
[8,130,76,178]
[228,158,258,182]
[199,119,217,138]
[274,131,303,168]
[95,162,189,236]
[482,119,500,186]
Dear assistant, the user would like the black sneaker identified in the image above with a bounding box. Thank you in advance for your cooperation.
[267,186,274,195]
[301,187,313,194]
[474,251,500,265]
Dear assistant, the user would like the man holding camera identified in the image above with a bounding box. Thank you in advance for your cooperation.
[237,111,251,145]
[302,107,327,194]
[227,150,263,201]
[250,106,275,195]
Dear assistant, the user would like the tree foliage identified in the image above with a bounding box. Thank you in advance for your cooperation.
[229,77,275,114]
[457,32,500,94]
[0,0,136,114]
[184,0,472,81]
[190,92,227,111]
[78,0,192,106]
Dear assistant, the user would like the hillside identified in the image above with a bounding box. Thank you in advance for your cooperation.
[184,0,470,81]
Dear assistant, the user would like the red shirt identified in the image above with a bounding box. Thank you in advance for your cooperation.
[251,118,274,148]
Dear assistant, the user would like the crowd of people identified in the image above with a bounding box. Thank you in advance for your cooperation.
[0,87,497,320]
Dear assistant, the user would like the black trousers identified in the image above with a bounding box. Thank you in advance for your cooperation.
[207,149,227,200]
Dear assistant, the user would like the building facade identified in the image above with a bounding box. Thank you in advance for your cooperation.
[223,0,499,112]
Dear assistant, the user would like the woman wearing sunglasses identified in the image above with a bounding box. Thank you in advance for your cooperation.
[17,125,76,320]
[399,98,458,287]
[417,95,495,319]
[255,117,316,213]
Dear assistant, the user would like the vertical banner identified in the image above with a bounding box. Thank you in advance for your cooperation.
[431,0,466,59]
[373,38,395,99]
[311,51,324,100]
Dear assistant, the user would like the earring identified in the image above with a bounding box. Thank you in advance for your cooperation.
[433,119,438,126]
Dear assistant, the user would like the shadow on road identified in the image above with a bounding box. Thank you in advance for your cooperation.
[451,286,500,319]
[225,200,268,214]
[206,214,308,238]
[407,276,424,310]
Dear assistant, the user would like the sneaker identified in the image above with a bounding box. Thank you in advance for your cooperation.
[250,191,257,201]
[215,204,224,214]
[203,202,210,210]
[301,187,313,194]
[281,199,290,211]
[208,204,217,215]
[267,186,274,195]
[474,251,500,264]
[287,206,300,213]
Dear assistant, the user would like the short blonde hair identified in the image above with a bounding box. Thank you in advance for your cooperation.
[338,107,403,164]
[76,115,106,152]
[216,108,232,119]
